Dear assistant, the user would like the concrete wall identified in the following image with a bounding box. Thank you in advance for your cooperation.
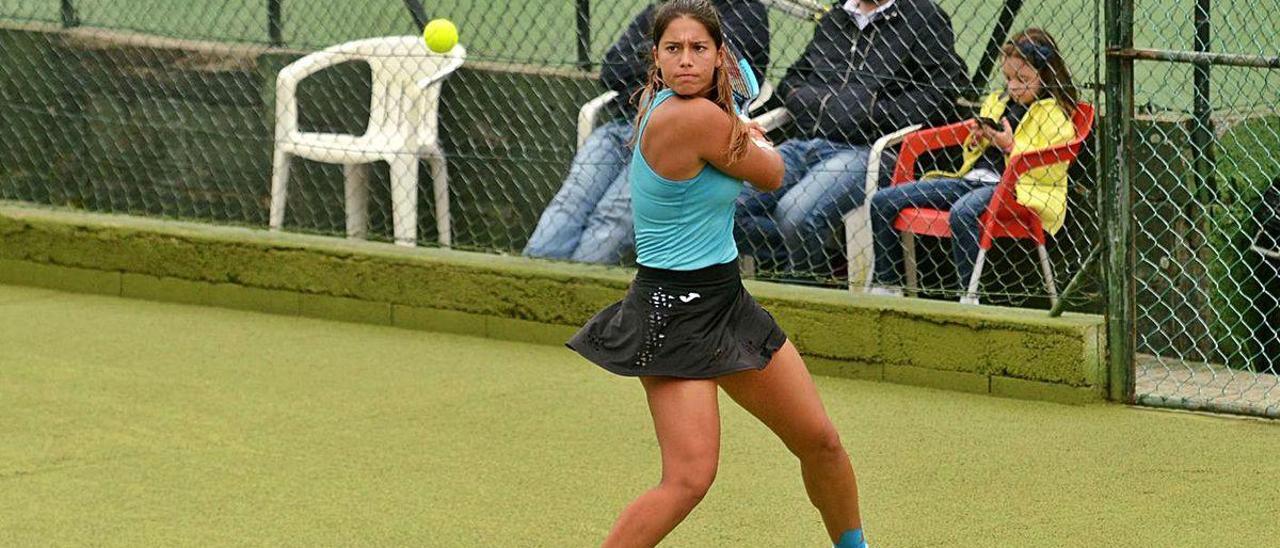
[0,204,1107,404]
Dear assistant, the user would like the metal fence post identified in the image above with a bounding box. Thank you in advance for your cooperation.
[1104,0,1136,403]
[402,0,429,32]
[268,0,284,47]
[1191,0,1216,203]
[969,0,1024,97]
[60,0,79,28]
[575,0,592,71]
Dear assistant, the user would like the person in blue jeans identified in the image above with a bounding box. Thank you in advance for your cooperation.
[735,0,966,279]
[868,28,1080,304]
[524,0,769,264]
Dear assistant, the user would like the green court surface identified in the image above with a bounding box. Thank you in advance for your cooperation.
[2,283,1278,546]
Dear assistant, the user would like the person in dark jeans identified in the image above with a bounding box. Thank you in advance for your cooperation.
[524,0,769,265]
[736,0,966,280]
[867,28,1079,304]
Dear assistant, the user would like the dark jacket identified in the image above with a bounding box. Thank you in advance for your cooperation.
[600,0,770,119]
[779,0,967,145]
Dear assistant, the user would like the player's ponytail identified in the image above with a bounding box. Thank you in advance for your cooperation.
[631,64,664,137]
[713,51,750,164]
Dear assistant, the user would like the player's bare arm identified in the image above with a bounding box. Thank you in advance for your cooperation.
[646,96,784,191]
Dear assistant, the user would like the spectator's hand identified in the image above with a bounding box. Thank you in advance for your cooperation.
[978,118,1015,153]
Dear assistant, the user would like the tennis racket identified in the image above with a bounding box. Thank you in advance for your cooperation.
[722,43,760,119]
[722,43,774,156]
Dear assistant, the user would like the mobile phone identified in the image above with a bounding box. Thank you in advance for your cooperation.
[975,116,1003,131]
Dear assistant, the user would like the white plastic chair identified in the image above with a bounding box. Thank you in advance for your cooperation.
[577,81,774,148]
[844,124,921,292]
[270,36,465,247]
[577,90,620,149]
[751,102,790,133]
[1254,231,1280,260]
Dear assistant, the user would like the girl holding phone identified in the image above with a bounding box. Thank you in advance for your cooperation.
[866,28,1079,304]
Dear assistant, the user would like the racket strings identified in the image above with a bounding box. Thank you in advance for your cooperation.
[722,45,758,114]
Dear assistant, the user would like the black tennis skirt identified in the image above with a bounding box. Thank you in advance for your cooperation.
[567,260,787,379]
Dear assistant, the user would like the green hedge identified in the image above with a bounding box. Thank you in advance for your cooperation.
[1206,115,1279,370]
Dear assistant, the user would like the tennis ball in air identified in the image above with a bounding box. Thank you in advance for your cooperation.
[423,19,458,53]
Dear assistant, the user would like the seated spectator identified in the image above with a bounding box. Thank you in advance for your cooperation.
[735,0,966,280]
[524,0,769,264]
[867,28,1079,304]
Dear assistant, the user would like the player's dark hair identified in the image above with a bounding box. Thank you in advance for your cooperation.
[630,0,749,164]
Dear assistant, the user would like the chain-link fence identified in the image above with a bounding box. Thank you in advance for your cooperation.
[1110,0,1280,417]
[0,0,1103,304]
[0,1,1275,416]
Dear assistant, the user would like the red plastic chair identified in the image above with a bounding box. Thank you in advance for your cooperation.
[887,103,1095,306]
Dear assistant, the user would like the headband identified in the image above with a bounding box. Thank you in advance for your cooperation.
[1016,41,1058,70]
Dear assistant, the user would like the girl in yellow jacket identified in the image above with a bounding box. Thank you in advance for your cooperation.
[867,28,1079,304]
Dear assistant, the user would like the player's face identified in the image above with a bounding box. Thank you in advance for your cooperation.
[654,16,723,97]
[1002,55,1044,105]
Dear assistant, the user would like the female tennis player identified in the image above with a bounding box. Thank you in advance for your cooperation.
[566,2,867,547]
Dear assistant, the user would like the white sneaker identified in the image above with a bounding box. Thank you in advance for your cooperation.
[866,285,904,298]
[959,294,981,305]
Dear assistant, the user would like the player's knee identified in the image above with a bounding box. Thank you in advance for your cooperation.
[662,466,717,504]
[797,426,847,462]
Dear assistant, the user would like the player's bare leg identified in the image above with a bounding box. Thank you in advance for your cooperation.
[718,341,863,546]
[601,377,720,548]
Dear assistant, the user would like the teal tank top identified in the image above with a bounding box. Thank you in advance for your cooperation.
[631,89,743,271]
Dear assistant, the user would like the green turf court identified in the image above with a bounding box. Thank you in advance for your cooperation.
[2,283,1277,546]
